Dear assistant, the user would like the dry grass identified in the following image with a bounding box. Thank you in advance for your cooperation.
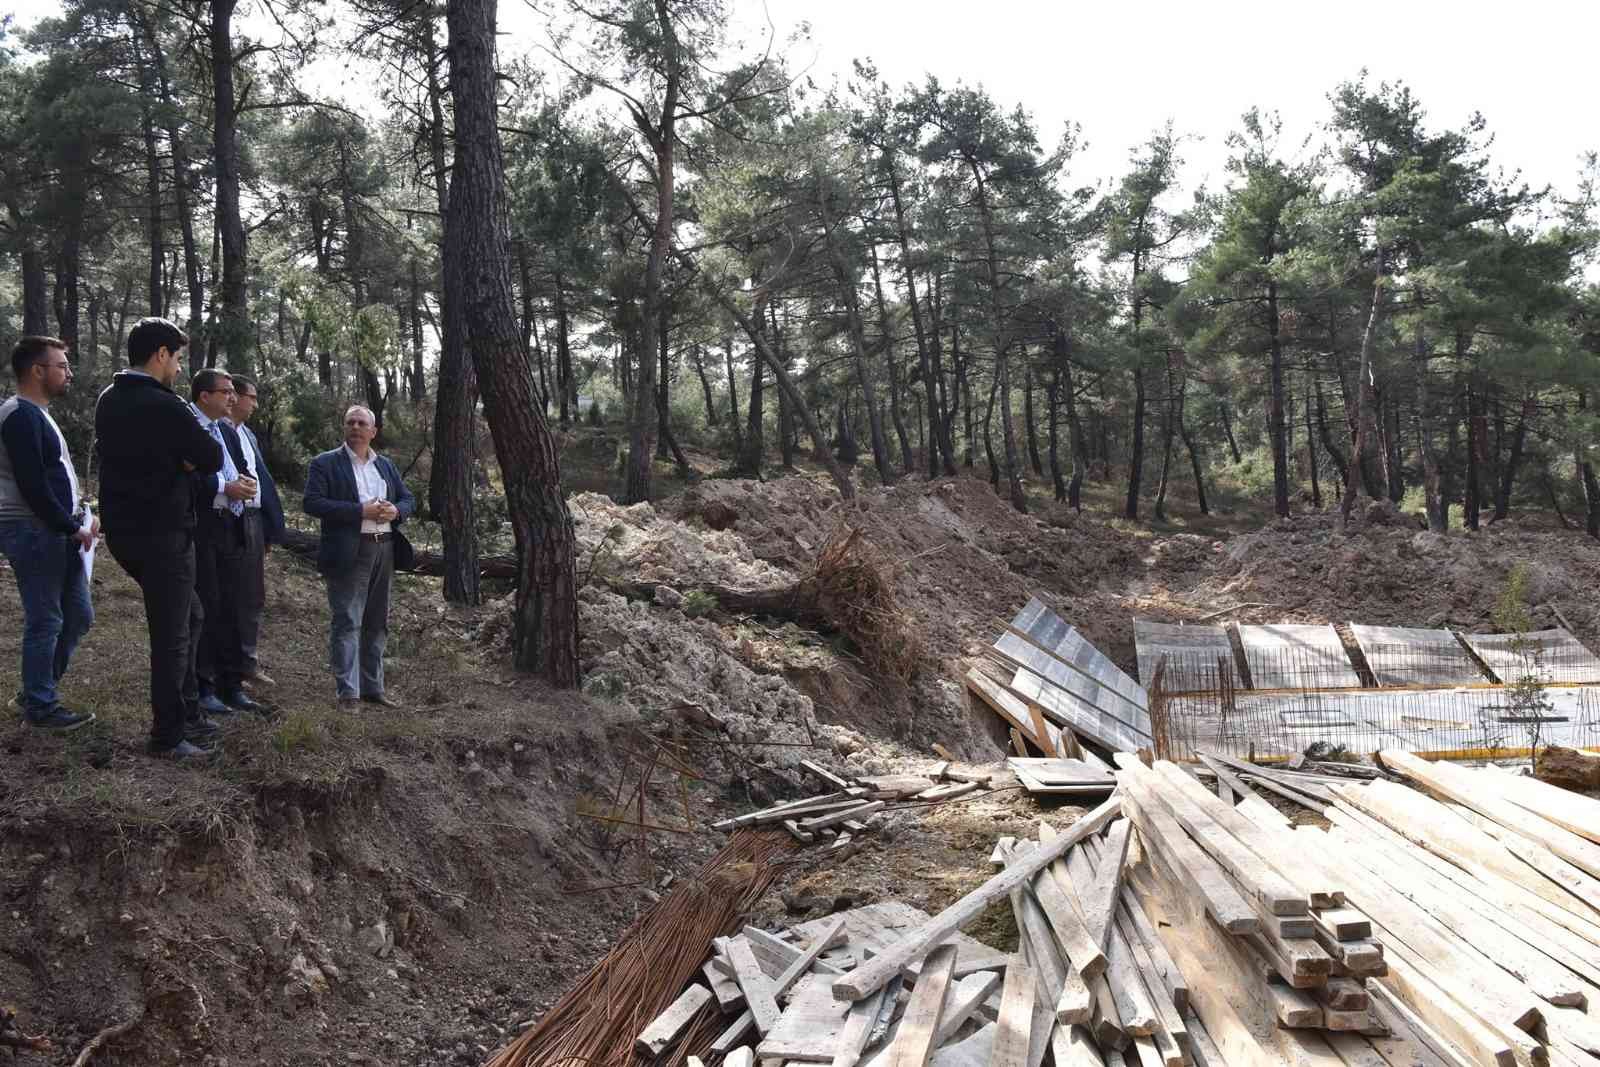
[803,524,925,684]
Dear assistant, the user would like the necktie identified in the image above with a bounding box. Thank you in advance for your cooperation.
[208,421,244,517]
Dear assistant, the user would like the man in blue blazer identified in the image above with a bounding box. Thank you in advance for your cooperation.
[227,376,284,686]
[303,405,415,707]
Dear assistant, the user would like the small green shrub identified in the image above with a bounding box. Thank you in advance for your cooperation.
[682,589,718,618]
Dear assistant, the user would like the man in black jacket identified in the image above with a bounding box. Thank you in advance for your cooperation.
[188,368,264,717]
[95,317,225,760]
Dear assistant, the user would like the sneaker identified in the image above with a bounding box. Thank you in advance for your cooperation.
[148,739,217,762]
[197,693,234,716]
[24,707,97,733]
[221,689,264,714]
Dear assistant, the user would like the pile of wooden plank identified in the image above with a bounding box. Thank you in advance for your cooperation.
[633,902,1011,1067]
[712,762,994,845]
[1008,757,1117,799]
[1112,756,1417,1065]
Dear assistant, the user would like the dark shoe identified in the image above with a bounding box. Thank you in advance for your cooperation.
[148,739,217,762]
[24,707,97,733]
[244,669,277,687]
[336,695,361,711]
[198,693,233,716]
[185,716,221,742]
[361,693,403,709]
[222,689,264,714]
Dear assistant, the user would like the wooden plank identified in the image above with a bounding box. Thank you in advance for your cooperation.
[759,974,853,1061]
[1267,984,1322,1028]
[636,984,714,1056]
[797,802,887,833]
[990,953,1036,1067]
[830,984,886,1067]
[884,943,957,1067]
[932,971,1002,1047]
[1196,754,1291,830]
[1364,985,1470,1067]
[1117,773,1260,935]
[929,1024,996,1067]
[1002,843,1091,1024]
[1009,758,1116,785]
[1381,749,1600,880]
[834,796,1122,1002]
[771,917,850,996]
[1155,759,1340,908]
[712,1011,756,1054]
[1327,822,1586,1005]
[1200,750,1331,812]
[1371,952,1516,1066]
[801,759,854,790]
[966,668,1053,752]
[1118,905,1189,1058]
[1051,1024,1109,1067]
[998,643,1154,752]
[913,781,980,802]
[1081,819,1135,951]
[1034,824,1110,980]
[1479,765,1600,845]
[1119,756,1308,917]
[723,1048,755,1067]
[1118,889,1189,1014]
[726,937,783,1036]
[704,957,745,1011]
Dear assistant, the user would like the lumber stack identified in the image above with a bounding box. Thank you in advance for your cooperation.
[1112,755,1405,1064]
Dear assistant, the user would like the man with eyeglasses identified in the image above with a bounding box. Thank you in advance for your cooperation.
[188,368,265,718]
[95,317,225,761]
[303,405,415,708]
[0,336,97,732]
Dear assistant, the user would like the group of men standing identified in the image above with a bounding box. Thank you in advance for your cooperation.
[2,316,416,761]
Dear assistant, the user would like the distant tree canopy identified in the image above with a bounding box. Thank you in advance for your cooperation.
[2,2,1599,547]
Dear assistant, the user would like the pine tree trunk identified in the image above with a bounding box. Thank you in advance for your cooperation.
[444,0,578,683]
[1024,364,1044,475]
[693,345,719,426]
[1465,382,1482,531]
[1153,353,1177,521]
[1305,377,1322,509]
[1313,376,1349,491]
[1581,459,1600,540]
[883,154,954,475]
[657,307,691,478]
[1126,366,1147,518]
[552,271,573,425]
[982,370,999,489]
[1415,311,1447,532]
[1267,279,1290,518]
[134,33,163,317]
[1339,278,1386,530]
[738,336,764,477]
[1175,358,1207,515]
[867,245,914,475]
[1053,325,1088,511]
[209,0,250,372]
[1046,367,1065,502]
[1217,400,1243,464]
[1494,394,1533,521]
[724,336,743,456]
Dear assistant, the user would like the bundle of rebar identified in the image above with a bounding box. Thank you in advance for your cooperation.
[483,829,798,1067]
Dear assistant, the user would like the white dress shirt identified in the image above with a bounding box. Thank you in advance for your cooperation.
[344,443,392,534]
[192,405,232,510]
[231,420,262,509]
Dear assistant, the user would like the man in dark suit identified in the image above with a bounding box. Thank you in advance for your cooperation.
[226,376,284,687]
[95,317,225,760]
[188,369,264,717]
[303,405,415,708]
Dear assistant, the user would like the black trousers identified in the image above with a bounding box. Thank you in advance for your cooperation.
[106,529,202,749]
[237,511,266,674]
[195,511,248,695]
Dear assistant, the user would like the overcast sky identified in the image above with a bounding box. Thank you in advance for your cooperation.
[4,0,1595,202]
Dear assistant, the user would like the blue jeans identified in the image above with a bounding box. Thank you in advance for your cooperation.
[0,518,94,716]
[326,538,392,698]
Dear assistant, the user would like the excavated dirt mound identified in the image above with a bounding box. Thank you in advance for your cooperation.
[1131,509,1600,644]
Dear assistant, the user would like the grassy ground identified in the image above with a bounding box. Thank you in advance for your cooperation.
[0,539,621,838]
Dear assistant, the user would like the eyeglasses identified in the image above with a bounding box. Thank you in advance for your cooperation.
[44,362,71,371]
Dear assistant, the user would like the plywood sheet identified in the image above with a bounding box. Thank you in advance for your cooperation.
[1350,624,1486,687]
[1133,620,1235,693]
[1009,598,1149,711]
[1459,628,1600,685]
[1006,663,1153,753]
[1235,624,1362,690]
